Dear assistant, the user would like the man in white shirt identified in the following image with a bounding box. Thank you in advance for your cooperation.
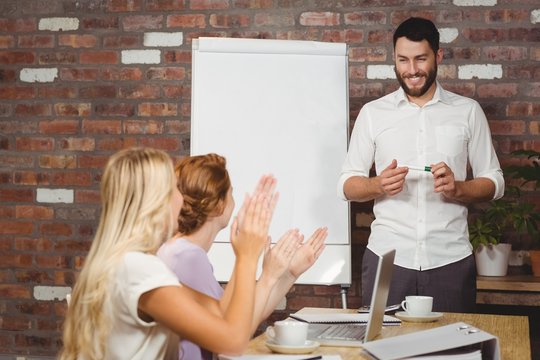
[338,17,504,312]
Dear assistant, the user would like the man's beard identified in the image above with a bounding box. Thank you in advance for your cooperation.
[395,64,437,98]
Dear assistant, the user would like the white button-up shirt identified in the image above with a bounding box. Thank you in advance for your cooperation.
[338,82,504,270]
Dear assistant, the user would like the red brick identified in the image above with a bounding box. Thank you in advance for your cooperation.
[58,35,98,48]
[441,82,475,98]
[344,11,386,26]
[101,67,143,80]
[0,69,17,82]
[40,223,72,237]
[477,83,518,98]
[162,85,190,98]
[276,29,319,41]
[81,16,119,30]
[525,83,540,98]
[443,47,481,61]
[13,171,50,186]
[163,50,191,63]
[51,172,92,186]
[58,137,95,151]
[103,35,141,48]
[349,65,366,80]
[60,68,99,81]
[233,0,273,8]
[80,51,119,64]
[17,302,52,316]
[190,0,228,9]
[167,14,206,28]
[320,30,345,43]
[54,239,92,252]
[0,220,33,234]
[54,103,91,116]
[530,122,540,135]
[254,13,295,27]
[79,85,117,99]
[123,15,164,30]
[35,255,70,269]
[368,29,392,43]
[0,317,31,331]
[140,137,181,151]
[124,120,164,134]
[483,46,527,61]
[0,35,15,48]
[138,103,177,116]
[17,35,54,48]
[507,102,532,117]
[0,86,35,99]
[39,120,79,135]
[75,189,101,203]
[0,206,15,217]
[489,120,526,135]
[146,0,186,11]
[82,120,122,134]
[0,155,34,168]
[78,155,109,168]
[119,84,161,99]
[0,18,36,32]
[350,83,384,98]
[209,14,250,28]
[38,51,77,65]
[345,29,364,44]
[14,334,52,347]
[39,155,77,169]
[15,205,53,220]
[14,104,52,116]
[166,120,189,134]
[96,137,137,151]
[94,103,136,116]
[38,86,77,99]
[0,285,31,299]
[391,11,436,26]
[146,67,185,80]
[16,137,54,151]
[108,0,143,12]
[349,47,387,62]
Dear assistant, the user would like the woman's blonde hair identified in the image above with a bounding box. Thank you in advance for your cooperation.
[176,153,231,235]
[60,147,177,360]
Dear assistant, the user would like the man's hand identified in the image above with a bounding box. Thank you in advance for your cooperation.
[379,159,408,196]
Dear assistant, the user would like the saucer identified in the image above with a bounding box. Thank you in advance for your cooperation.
[265,339,320,354]
[395,311,443,323]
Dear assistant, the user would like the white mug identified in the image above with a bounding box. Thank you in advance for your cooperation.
[401,295,433,316]
[265,320,308,346]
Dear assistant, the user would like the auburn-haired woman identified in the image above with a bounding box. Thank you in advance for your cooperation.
[60,147,278,360]
[158,153,327,360]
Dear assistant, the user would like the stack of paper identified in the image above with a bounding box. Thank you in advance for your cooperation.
[219,355,342,360]
[289,312,401,325]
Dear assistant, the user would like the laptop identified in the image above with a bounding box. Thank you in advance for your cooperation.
[292,248,397,347]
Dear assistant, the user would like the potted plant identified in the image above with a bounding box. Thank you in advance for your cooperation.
[505,150,540,276]
[469,148,540,276]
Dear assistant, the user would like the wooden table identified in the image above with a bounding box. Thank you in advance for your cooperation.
[477,275,540,306]
[246,307,531,360]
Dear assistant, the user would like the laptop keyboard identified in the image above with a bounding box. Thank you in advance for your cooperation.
[317,324,366,341]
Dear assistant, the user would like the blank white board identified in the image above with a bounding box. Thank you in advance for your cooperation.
[191,37,350,285]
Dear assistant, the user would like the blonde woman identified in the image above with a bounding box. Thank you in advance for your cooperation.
[60,147,278,360]
[158,153,328,360]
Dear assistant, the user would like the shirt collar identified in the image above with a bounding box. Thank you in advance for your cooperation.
[394,81,451,108]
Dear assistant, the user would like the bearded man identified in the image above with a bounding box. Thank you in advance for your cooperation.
[338,17,504,313]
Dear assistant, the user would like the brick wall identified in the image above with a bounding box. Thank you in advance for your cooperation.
[1,0,539,356]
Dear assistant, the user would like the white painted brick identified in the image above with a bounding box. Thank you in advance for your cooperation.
[38,17,79,31]
[531,9,540,24]
[453,0,496,5]
[144,32,183,47]
[20,68,58,83]
[34,286,72,301]
[367,65,396,80]
[458,64,502,80]
[439,28,459,43]
[121,50,161,64]
[37,188,74,203]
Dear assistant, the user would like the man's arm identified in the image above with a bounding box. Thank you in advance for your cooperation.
[431,162,496,203]
[343,160,409,202]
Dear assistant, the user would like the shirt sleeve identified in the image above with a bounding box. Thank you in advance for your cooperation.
[467,100,505,200]
[120,252,181,327]
[337,106,376,200]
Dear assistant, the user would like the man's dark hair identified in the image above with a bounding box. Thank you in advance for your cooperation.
[393,17,440,54]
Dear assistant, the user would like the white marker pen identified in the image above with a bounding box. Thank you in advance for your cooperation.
[402,164,432,172]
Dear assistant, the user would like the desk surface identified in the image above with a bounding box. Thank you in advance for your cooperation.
[246,307,531,360]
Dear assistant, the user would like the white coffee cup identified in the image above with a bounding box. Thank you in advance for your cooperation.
[265,320,308,346]
[401,295,433,316]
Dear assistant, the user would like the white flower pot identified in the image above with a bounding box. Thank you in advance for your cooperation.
[475,243,512,276]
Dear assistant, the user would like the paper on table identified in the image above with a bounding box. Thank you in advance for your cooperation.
[218,355,342,360]
[289,312,401,325]
[405,349,481,360]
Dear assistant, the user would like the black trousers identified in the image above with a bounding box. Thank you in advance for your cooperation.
[361,248,477,313]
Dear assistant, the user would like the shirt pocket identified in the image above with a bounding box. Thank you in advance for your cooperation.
[435,126,466,157]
